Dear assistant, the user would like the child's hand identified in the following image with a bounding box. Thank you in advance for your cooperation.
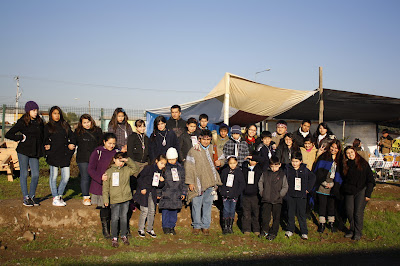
[160,176,165,182]
[44,145,50,150]
[306,190,309,194]
[214,160,221,167]
[157,196,161,199]
[188,184,195,191]
[181,195,185,200]
[317,146,326,156]
[120,158,128,162]
[104,203,109,207]
[121,145,127,153]
[141,189,146,195]
[365,197,370,202]
[194,143,200,151]
[102,173,108,181]
[245,156,252,160]
[68,144,76,150]
[272,144,277,150]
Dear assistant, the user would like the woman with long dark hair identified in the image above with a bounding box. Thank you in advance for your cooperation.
[149,116,179,162]
[108,107,132,152]
[275,133,300,167]
[6,101,44,206]
[341,146,375,241]
[314,122,334,149]
[44,106,76,207]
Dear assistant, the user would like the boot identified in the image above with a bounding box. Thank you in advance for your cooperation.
[228,218,234,234]
[101,217,111,239]
[317,223,325,233]
[222,219,229,235]
[327,222,337,233]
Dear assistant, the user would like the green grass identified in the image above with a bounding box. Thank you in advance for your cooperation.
[22,234,73,251]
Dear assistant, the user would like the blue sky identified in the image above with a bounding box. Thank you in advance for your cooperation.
[1,0,399,110]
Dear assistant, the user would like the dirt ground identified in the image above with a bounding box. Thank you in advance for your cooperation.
[0,183,400,265]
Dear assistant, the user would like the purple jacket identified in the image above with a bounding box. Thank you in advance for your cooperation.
[88,146,117,195]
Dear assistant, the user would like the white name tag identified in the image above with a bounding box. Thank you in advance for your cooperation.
[226,174,235,187]
[295,177,301,191]
[112,172,120,187]
[268,151,272,159]
[171,168,179,181]
[248,171,255,184]
[191,136,198,147]
[152,172,160,187]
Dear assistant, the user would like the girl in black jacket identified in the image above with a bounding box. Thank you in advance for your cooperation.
[149,116,179,162]
[127,119,149,171]
[5,101,44,206]
[74,114,103,206]
[219,156,245,234]
[276,133,300,167]
[44,106,76,207]
[342,146,375,241]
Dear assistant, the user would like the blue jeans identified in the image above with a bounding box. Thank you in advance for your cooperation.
[162,209,178,228]
[110,201,130,238]
[223,198,237,218]
[17,153,39,199]
[191,187,213,229]
[49,165,70,198]
[78,162,90,197]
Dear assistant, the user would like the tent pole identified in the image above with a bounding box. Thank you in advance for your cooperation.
[319,67,324,123]
[224,73,230,126]
[342,120,346,142]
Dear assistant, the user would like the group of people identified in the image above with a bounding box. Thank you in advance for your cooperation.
[6,102,376,247]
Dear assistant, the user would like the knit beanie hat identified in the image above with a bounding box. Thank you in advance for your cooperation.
[166,147,179,160]
[25,101,39,113]
[231,125,242,134]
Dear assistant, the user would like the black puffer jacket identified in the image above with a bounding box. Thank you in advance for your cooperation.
[285,163,316,198]
[166,118,187,138]
[132,164,165,207]
[127,132,149,163]
[74,127,103,163]
[44,122,76,167]
[5,116,44,158]
[241,161,263,196]
[219,167,245,199]
[159,162,187,210]
[179,130,200,162]
[341,159,375,198]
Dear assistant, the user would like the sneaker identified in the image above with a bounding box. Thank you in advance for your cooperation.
[138,230,146,238]
[58,196,67,206]
[162,228,170,234]
[146,230,157,238]
[258,232,268,239]
[30,197,40,206]
[301,234,308,240]
[121,236,130,246]
[170,228,176,235]
[82,196,91,206]
[23,197,34,207]
[285,231,293,238]
[267,234,276,241]
[352,235,361,241]
[111,238,119,248]
[52,196,65,207]
[345,232,354,238]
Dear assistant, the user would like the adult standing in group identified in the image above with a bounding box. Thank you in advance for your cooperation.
[243,124,261,153]
[166,105,186,138]
[378,129,393,154]
[341,146,375,241]
[271,120,287,148]
[293,120,315,148]
[314,122,335,149]
[185,129,222,235]
[108,107,132,152]
[149,116,179,162]
[127,119,149,174]
[6,101,44,206]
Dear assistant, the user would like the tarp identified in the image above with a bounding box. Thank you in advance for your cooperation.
[276,88,400,123]
[146,73,317,135]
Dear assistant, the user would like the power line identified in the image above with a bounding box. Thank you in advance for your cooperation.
[0,74,207,94]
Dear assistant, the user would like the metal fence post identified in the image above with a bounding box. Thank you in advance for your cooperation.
[2,104,6,142]
[100,108,104,131]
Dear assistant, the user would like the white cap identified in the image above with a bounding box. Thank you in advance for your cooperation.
[166,147,179,159]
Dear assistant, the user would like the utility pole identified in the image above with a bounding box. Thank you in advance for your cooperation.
[318,67,324,123]
[15,76,22,120]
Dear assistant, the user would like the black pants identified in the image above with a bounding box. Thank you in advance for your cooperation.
[286,196,308,234]
[317,193,336,222]
[261,202,282,235]
[241,195,260,233]
[345,187,367,237]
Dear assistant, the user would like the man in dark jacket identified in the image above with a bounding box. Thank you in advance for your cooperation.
[166,105,186,138]
[258,156,288,240]
[292,120,315,148]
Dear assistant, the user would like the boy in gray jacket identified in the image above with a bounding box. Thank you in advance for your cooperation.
[258,156,288,240]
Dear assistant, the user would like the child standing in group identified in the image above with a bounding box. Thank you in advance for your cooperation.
[212,124,229,170]
[88,133,118,239]
[103,153,138,247]
[219,156,245,234]
[300,136,318,171]
[257,131,276,171]
[179,117,200,163]
[74,114,103,206]
[241,152,263,235]
[6,101,44,206]
[285,152,316,240]
[276,133,300,167]
[159,148,187,235]
[127,119,150,173]
[133,154,166,238]
[108,107,132,152]
[149,116,179,162]
[198,114,209,131]
[44,106,76,207]
[223,125,250,166]
[258,156,288,240]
